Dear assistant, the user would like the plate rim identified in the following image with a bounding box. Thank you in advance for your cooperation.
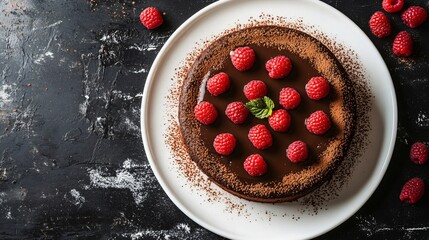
[140,0,398,239]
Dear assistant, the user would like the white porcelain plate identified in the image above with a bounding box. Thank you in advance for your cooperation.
[141,0,397,239]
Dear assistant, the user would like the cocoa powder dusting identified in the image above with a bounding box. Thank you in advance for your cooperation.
[164,14,371,217]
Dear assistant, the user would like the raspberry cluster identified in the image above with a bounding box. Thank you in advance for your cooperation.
[399,142,428,204]
[368,1,427,57]
[194,46,333,177]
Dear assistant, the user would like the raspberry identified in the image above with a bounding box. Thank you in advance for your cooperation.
[279,87,301,110]
[194,101,218,125]
[382,0,404,13]
[268,109,291,132]
[230,46,256,71]
[140,7,163,30]
[243,154,268,177]
[399,177,425,204]
[243,80,268,100]
[393,31,413,57]
[248,124,273,150]
[225,101,249,124]
[305,76,330,100]
[206,72,230,96]
[213,133,236,156]
[410,142,428,164]
[265,55,293,79]
[401,6,427,28]
[369,11,391,38]
[305,110,331,135]
[286,141,308,163]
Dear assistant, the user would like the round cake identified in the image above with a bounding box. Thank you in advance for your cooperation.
[178,25,356,203]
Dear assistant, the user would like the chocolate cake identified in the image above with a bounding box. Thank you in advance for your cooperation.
[178,26,356,203]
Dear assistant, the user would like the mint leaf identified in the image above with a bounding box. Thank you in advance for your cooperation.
[245,96,275,119]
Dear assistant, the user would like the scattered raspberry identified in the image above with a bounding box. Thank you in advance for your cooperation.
[265,55,293,79]
[194,101,218,125]
[230,46,256,71]
[248,124,273,150]
[393,31,413,57]
[410,142,428,164]
[286,141,308,163]
[369,11,391,38]
[243,154,268,177]
[213,133,236,156]
[225,102,249,124]
[399,177,425,204]
[268,109,291,132]
[305,76,330,100]
[279,87,301,110]
[206,72,230,96]
[140,7,163,29]
[243,80,268,100]
[305,110,331,135]
[401,6,427,28]
[382,0,404,13]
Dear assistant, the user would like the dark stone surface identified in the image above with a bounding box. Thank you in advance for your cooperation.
[0,0,428,239]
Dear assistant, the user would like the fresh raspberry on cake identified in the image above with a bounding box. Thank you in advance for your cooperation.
[410,142,428,164]
[286,141,308,163]
[230,46,255,71]
[369,11,391,38]
[194,101,218,125]
[213,133,236,156]
[140,7,163,29]
[206,72,230,96]
[279,87,301,110]
[382,0,404,13]
[393,31,413,57]
[305,110,331,135]
[243,80,268,100]
[225,101,249,124]
[399,177,425,204]
[243,154,268,177]
[268,109,291,132]
[305,76,330,100]
[265,55,293,79]
[248,124,273,150]
[401,6,427,28]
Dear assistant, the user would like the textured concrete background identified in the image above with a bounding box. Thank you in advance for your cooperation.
[0,0,428,239]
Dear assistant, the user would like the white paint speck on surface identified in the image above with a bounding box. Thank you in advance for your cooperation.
[70,189,86,206]
[416,111,429,127]
[87,159,154,204]
[34,51,54,65]
[123,223,193,240]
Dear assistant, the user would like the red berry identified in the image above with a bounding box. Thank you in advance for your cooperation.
[382,0,404,13]
[305,110,331,135]
[140,7,163,30]
[369,11,391,38]
[265,55,293,79]
[243,154,268,177]
[410,142,428,164]
[194,101,218,125]
[279,87,301,110]
[243,80,267,100]
[401,6,427,28]
[305,76,330,100]
[206,72,230,96]
[268,109,291,132]
[225,102,249,124]
[399,177,425,204]
[286,141,308,163]
[213,133,236,156]
[248,124,273,150]
[230,46,255,71]
[393,31,413,57]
